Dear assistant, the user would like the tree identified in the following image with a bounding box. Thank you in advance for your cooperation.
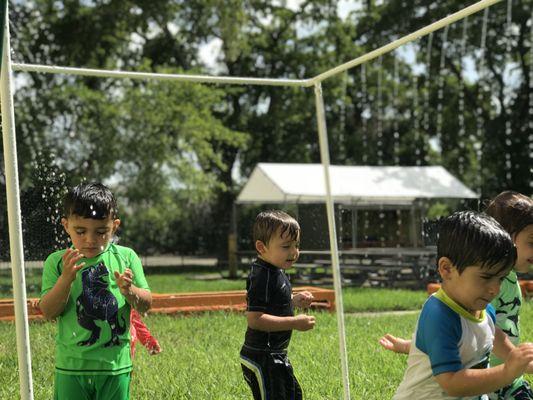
[3,0,530,261]
[5,0,247,257]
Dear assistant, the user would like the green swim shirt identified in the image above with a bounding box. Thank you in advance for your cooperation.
[41,244,150,375]
[489,270,527,397]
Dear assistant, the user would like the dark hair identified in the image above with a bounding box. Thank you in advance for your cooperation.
[63,183,118,220]
[253,210,300,246]
[485,191,533,237]
[437,211,516,274]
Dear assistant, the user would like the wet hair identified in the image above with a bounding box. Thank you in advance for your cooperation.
[253,210,300,246]
[485,191,533,237]
[437,211,516,274]
[63,183,118,220]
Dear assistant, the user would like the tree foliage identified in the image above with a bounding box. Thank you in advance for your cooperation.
[1,0,531,259]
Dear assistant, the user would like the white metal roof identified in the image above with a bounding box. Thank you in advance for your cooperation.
[236,163,478,205]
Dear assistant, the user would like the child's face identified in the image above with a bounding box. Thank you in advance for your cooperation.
[439,258,509,314]
[256,228,300,270]
[513,224,533,273]
[61,214,120,259]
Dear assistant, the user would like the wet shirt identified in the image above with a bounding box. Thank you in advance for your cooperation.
[491,270,521,356]
[41,244,150,375]
[243,258,294,352]
[393,288,496,400]
[488,270,525,397]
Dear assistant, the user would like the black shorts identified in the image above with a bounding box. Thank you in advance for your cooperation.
[240,348,302,400]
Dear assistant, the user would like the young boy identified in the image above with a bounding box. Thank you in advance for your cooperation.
[381,191,533,399]
[39,183,152,400]
[240,210,316,400]
[393,211,533,400]
[485,191,533,399]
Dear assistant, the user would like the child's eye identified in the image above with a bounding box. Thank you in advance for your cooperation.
[97,231,108,235]
[76,231,85,235]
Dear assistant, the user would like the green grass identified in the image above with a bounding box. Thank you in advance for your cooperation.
[146,273,245,293]
[1,271,428,313]
[0,310,416,399]
[1,298,532,399]
[341,287,426,313]
[0,271,42,298]
[0,271,246,299]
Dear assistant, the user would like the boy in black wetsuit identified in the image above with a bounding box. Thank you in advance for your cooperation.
[240,210,315,400]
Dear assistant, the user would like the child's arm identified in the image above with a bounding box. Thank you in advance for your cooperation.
[492,326,517,360]
[434,341,533,397]
[39,248,85,319]
[114,269,152,313]
[247,311,315,332]
[379,334,411,354]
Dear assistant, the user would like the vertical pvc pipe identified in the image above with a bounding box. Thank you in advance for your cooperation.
[0,3,34,400]
[314,82,350,400]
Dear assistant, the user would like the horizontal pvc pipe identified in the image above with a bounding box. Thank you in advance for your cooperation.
[11,63,309,87]
[12,0,500,88]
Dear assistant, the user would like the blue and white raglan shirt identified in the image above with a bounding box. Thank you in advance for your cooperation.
[393,288,496,400]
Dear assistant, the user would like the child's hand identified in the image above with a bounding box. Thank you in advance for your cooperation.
[293,291,314,309]
[294,314,316,331]
[61,248,85,283]
[379,334,411,354]
[504,343,533,380]
[114,268,134,296]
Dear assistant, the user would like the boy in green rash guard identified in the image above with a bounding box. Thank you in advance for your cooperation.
[485,192,533,399]
[39,183,152,400]
[379,191,533,400]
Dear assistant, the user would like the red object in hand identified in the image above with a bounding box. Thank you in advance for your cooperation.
[130,309,161,358]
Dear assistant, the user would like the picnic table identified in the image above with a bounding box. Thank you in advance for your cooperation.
[236,247,437,289]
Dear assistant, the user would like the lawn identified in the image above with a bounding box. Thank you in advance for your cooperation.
[0,309,415,399]
[1,269,532,399]
[0,270,427,399]
[2,302,533,399]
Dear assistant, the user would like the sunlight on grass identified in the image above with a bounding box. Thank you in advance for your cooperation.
[0,311,418,399]
[1,302,532,399]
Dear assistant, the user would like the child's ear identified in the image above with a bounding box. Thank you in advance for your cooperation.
[255,240,267,255]
[61,217,69,232]
[112,219,121,233]
[438,257,456,280]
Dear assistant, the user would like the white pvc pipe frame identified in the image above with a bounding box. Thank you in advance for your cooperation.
[1,1,501,399]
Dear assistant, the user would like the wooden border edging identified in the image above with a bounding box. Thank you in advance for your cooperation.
[0,286,336,321]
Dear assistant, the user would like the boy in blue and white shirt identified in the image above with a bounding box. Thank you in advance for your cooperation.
[394,211,533,400]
